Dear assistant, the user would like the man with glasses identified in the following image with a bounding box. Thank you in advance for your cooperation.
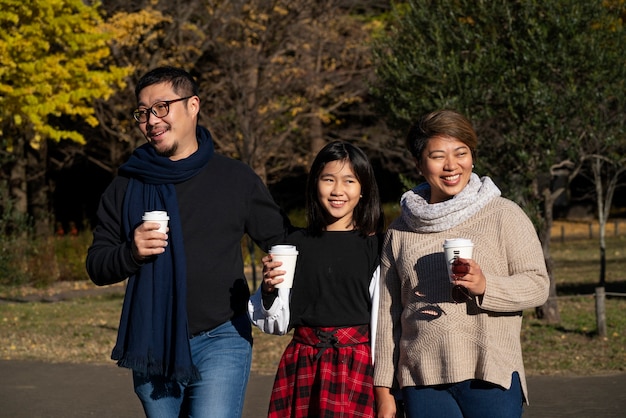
[87,66,291,417]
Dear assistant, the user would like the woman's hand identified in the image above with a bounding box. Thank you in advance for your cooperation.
[451,257,486,296]
[375,386,397,418]
[261,255,285,293]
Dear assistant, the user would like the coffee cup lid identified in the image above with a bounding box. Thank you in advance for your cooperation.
[270,244,298,255]
[443,238,474,248]
[143,211,169,220]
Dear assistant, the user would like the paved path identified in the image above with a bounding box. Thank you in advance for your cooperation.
[1,360,625,417]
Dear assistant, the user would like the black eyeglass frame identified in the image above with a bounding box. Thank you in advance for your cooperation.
[132,96,194,123]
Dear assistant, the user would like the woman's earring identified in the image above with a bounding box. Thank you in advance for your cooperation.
[472,165,475,169]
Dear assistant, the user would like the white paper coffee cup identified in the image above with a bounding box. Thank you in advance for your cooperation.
[269,245,299,289]
[443,238,474,282]
[142,211,169,234]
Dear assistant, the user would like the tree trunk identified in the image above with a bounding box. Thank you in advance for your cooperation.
[309,114,325,157]
[8,135,52,238]
[535,185,561,323]
[536,254,560,323]
[592,156,607,287]
[9,142,28,216]
[28,140,51,237]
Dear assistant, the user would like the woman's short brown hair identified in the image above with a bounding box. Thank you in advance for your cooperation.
[406,109,478,160]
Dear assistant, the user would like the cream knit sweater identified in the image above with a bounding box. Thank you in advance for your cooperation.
[373,196,549,403]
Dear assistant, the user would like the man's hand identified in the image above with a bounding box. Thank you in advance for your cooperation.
[131,222,168,261]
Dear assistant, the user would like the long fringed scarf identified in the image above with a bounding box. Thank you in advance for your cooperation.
[111,126,214,383]
[401,173,501,233]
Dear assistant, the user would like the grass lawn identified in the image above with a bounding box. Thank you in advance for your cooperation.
[1,228,625,376]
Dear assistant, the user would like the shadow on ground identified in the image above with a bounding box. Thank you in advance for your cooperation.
[557,280,626,296]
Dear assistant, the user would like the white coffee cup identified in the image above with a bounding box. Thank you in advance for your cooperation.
[443,238,474,282]
[142,211,169,234]
[269,245,299,289]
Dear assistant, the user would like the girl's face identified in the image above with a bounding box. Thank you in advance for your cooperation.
[317,159,362,231]
[418,135,473,204]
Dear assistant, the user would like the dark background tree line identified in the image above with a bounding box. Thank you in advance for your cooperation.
[1,0,625,324]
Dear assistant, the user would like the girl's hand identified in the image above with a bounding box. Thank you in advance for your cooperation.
[262,255,285,293]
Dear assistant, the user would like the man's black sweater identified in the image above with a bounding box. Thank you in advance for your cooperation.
[86,153,290,335]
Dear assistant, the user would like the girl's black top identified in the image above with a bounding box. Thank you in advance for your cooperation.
[286,229,381,327]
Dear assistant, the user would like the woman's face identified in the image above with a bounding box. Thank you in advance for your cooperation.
[418,135,473,204]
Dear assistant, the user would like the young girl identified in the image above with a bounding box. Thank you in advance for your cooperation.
[248,141,384,417]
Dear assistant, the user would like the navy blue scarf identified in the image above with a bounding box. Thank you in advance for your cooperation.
[111,126,214,382]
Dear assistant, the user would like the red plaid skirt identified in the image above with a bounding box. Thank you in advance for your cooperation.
[267,325,375,418]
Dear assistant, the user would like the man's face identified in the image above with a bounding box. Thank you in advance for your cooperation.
[135,82,200,160]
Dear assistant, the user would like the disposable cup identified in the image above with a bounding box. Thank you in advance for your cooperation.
[269,245,299,289]
[443,238,474,282]
[142,211,169,234]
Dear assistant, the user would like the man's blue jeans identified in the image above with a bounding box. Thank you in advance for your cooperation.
[401,372,523,418]
[133,314,253,418]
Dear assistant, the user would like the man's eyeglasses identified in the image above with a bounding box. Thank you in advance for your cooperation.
[132,96,193,123]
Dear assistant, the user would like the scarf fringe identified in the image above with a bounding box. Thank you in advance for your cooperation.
[113,350,202,383]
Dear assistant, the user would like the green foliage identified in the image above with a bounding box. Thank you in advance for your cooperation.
[0,0,131,146]
[0,234,58,287]
[382,201,401,228]
[398,173,416,192]
[0,225,91,287]
[0,235,31,286]
[287,208,307,228]
[371,0,626,209]
[27,236,61,288]
[0,177,81,287]
[53,231,93,282]
[0,182,33,285]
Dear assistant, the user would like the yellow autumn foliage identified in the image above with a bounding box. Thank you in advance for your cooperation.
[0,0,131,147]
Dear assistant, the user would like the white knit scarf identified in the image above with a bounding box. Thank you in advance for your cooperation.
[401,173,501,233]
